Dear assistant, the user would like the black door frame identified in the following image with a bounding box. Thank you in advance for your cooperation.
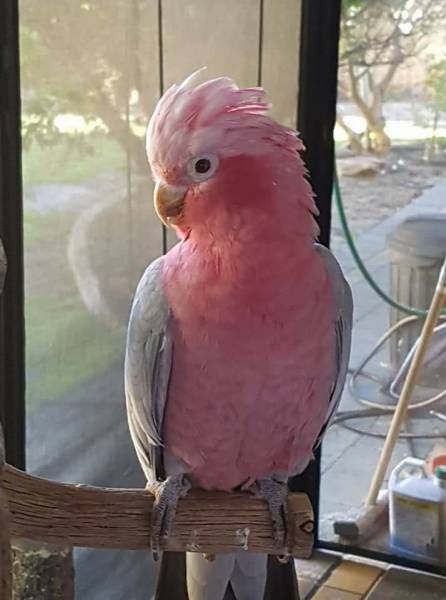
[0,0,25,470]
[289,0,343,546]
[298,0,445,577]
[1,0,443,577]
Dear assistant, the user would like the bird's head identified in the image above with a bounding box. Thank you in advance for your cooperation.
[146,69,317,241]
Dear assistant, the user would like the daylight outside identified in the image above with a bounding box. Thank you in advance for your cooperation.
[320,0,446,559]
[16,0,446,598]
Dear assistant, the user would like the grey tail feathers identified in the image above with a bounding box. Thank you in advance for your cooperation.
[186,552,268,600]
[153,550,299,600]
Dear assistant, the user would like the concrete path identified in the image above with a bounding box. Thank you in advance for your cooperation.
[321,177,446,544]
[296,551,446,599]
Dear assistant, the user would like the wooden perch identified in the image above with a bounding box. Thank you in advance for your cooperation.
[0,464,313,557]
[0,244,313,600]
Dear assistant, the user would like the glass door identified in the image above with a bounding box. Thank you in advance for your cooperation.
[320,0,446,575]
[18,1,304,597]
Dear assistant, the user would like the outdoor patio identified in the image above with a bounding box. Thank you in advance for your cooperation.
[296,550,446,599]
[320,175,446,552]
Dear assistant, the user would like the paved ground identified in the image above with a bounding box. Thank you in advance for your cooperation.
[333,144,446,246]
[296,551,446,599]
[320,177,446,548]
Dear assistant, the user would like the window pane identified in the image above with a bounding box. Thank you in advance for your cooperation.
[21,1,161,596]
[20,1,303,597]
[320,0,446,568]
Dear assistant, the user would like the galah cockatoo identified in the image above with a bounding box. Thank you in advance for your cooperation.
[125,70,353,600]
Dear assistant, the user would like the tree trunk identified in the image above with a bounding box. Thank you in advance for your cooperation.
[11,543,74,600]
[425,110,440,160]
[344,61,394,156]
[370,126,391,155]
[369,87,391,155]
[336,115,364,154]
[96,93,148,174]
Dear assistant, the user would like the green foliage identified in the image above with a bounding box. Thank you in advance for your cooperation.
[340,0,446,68]
[338,0,446,153]
[23,209,72,248]
[26,290,121,406]
[342,0,365,14]
[425,59,446,113]
[22,135,125,186]
[19,1,151,168]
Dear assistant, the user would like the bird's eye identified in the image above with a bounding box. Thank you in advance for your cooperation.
[187,153,218,182]
[194,158,211,173]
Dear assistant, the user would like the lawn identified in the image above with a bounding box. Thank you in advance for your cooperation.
[23,133,127,407]
[25,292,122,406]
[22,134,125,187]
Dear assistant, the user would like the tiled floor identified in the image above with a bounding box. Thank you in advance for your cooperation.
[296,552,446,599]
[319,178,446,550]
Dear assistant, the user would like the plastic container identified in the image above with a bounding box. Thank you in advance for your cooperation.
[389,457,446,565]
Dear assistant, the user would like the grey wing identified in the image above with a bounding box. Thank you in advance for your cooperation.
[125,256,172,482]
[314,243,353,446]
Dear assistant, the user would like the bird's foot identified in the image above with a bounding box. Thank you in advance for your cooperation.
[246,478,290,560]
[146,474,191,559]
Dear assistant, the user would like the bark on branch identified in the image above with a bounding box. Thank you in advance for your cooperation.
[0,463,314,558]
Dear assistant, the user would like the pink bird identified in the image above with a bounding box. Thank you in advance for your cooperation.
[125,70,352,600]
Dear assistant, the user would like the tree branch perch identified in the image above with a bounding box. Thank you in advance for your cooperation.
[0,464,314,558]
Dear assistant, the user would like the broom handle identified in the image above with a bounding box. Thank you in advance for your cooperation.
[366,257,446,506]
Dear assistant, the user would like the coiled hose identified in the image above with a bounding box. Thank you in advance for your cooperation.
[331,163,446,439]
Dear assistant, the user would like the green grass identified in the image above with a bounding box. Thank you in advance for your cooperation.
[24,209,76,248]
[22,135,125,186]
[22,133,126,405]
[26,291,122,406]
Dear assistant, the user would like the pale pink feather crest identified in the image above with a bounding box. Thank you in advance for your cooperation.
[146,69,305,175]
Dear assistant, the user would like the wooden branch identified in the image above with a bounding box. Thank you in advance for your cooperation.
[1,465,314,558]
[336,115,363,154]
[347,61,375,125]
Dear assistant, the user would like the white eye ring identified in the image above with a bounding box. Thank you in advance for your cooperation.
[186,153,219,182]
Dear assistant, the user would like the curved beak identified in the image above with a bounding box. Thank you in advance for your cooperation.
[154,181,187,226]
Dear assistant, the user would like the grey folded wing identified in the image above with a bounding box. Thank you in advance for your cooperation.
[314,243,353,446]
[124,256,172,481]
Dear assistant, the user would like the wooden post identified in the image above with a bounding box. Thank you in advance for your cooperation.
[1,247,74,599]
[0,427,12,600]
[11,542,74,600]
[0,240,12,599]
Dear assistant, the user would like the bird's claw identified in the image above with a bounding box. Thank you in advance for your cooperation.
[247,478,289,552]
[146,474,191,559]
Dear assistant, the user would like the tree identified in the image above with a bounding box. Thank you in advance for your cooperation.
[20,0,157,171]
[424,58,446,159]
[338,0,446,154]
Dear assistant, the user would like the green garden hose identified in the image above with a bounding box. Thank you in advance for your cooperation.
[332,164,446,440]
[333,164,446,317]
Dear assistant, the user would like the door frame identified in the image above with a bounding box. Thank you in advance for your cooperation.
[2,0,443,576]
[0,0,25,470]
